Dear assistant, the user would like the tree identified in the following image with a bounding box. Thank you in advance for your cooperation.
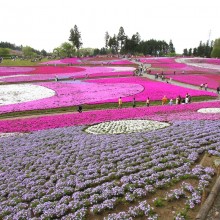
[169,40,175,53]
[0,48,10,57]
[117,26,126,53]
[61,42,75,57]
[69,25,83,52]
[41,49,47,56]
[22,46,36,57]
[104,32,110,49]
[197,41,205,57]
[211,38,220,58]
[188,48,192,56]
[193,48,198,56]
[183,48,188,56]
[53,47,62,57]
[108,35,118,54]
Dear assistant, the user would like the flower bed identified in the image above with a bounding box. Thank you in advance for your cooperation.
[41,57,82,65]
[0,67,135,83]
[82,58,135,65]
[0,67,36,75]
[197,108,220,113]
[0,76,217,114]
[86,77,217,104]
[0,80,144,114]
[85,120,170,134]
[176,58,220,71]
[0,119,219,219]
[172,74,220,89]
[0,66,84,76]
[140,57,219,75]
[0,101,220,133]
[0,84,55,106]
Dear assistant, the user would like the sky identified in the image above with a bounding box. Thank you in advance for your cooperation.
[1,0,220,54]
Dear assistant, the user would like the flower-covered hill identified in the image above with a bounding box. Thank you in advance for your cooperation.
[0,77,217,114]
[139,57,220,75]
[0,115,220,219]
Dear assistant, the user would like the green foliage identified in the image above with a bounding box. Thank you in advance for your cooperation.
[0,41,22,50]
[183,48,188,56]
[22,46,36,58]
[169,40,175,53]
[0,48,10,57]
[105,31,110,49]
[184,40,213,57]
[61,42,75,57]
[108,34,119,54]
[69,25,83,50]
[117,26,127,53]
[153,197,165,207]
[79,48,94,57]
[211,38,220,58]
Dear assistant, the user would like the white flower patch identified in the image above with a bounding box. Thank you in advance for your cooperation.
[0,74,30,80]
[197,108,220,114]
[0,132,25,138]
[85,120,170,134]
[110,67,136,72]
[0,84,55,105]
[176,58,220,71]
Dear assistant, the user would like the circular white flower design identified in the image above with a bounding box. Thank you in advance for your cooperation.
[0,84,55,105]
[197,108,220,114]
[85,120,170,134]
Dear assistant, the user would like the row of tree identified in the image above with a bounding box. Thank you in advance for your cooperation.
[182,39,220,58]
[0,41,49,58]
[102,27,175,56]
[183,41,213,57]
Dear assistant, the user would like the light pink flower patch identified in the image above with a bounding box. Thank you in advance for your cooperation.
[0,81,143,114]
[0,66,134,83]
[41,57,82,65]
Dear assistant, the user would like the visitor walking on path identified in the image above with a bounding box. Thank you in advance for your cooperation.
[118,97,122,108]
[77,105,83,113]
[146,97,150,107]
[217,86,220,94]
[204,83,208,91]
[132,97,136,108]
[162,95,168,105]
[168,99,173,105]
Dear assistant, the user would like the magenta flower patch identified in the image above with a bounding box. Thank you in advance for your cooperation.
[0,101,219,132]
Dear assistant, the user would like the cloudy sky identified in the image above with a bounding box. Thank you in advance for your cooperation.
[1,0,220,53]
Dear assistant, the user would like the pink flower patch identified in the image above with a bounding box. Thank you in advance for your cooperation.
[0,81,143,114]
[0,101,219,133]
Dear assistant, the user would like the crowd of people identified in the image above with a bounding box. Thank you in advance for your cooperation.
[117,93,191,109]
